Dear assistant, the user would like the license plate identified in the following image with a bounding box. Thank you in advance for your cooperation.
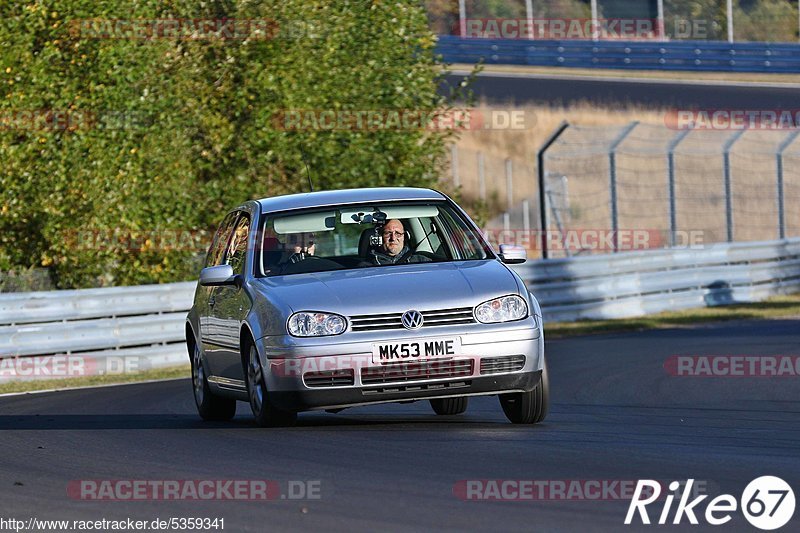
[371,338,461,365]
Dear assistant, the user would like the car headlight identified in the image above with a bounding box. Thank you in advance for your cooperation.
[288,312,347,337]
[474,295,528,324]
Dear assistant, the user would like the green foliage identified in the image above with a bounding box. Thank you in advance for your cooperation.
[0,0,457,288]
[665,0,798,41]
[734,0,799,42]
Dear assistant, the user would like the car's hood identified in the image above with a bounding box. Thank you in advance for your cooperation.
[253,260,519,316]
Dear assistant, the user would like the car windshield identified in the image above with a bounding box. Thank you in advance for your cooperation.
[256,201,493,277]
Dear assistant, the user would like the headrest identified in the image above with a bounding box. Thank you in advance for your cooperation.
[358,228,374,258]
[262,236,281,251]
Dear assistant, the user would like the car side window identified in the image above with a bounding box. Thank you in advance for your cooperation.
[206,212,239,268]
[417,217,444,257]
[438,210,480,260]
[226,214,251,276]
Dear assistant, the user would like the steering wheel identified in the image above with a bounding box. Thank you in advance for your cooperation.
[288,252,322,264]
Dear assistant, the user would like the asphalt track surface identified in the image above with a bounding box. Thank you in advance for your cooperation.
[1,319,798,532]
[443,72,799,109]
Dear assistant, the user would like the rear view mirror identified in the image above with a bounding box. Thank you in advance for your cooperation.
[199,265,237,287]
[498,244,527,264]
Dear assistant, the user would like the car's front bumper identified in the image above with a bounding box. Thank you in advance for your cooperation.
[258,319,543,411]
[269,370,542,411]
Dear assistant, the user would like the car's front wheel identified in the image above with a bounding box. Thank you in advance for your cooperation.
[246,344,297,427]
[499,357,549,424]
[430,397,469,415]
[191,341,236,421]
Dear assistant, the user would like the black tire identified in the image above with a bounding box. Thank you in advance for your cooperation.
[245,343,297,427]
[191,340,236,421]
[500,357,549,424]
[430,397,469,415]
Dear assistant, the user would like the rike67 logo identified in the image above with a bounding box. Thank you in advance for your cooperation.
[626,477,795,530]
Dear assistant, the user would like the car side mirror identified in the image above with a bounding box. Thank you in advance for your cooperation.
[498,244,527,264]
[199,264,237,287]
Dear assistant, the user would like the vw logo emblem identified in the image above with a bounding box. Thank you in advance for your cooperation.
[401,310,424,330]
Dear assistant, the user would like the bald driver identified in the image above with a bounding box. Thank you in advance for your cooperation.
[371,219,431,265]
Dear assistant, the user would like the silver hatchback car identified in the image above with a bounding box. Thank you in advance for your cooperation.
[186,187,548,426]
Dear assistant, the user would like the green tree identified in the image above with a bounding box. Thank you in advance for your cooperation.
[734,0,799,42]
[664,0,728,40]
[0,0,457,288]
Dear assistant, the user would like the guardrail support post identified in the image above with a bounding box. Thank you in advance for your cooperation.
[609,122,639,252]
[776,130,800,240]
[723,128,747,242]
[667,129,691,247]
[537,121,570,259]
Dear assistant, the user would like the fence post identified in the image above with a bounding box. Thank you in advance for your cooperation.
[609,122,639,252]
[525,0,534,40]
[522,199,530,233]
[776,130,800,240]
[477,152,486,201]
[458,0,467,37]
[667,129,691,247]
[726,0,735,43]
[505,158,514,212]
[537,121,570,259]
[451,145,460,188]
[723,128,747,242]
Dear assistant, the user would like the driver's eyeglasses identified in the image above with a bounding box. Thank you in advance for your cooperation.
[382,231,404,239]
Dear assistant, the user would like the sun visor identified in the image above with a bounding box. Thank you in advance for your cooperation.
[273,211,336,234]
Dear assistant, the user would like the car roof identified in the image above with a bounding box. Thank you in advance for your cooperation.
[257,187,447,214]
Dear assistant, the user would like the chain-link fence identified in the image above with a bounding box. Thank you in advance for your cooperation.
[449,122,800,259]
[426,0,800,43]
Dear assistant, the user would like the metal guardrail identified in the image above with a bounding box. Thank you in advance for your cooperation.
[0,239,798,381]
[0,282,196,326]
[436,36,800,73]
[515,238,800,322]
[0,282,196,382]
